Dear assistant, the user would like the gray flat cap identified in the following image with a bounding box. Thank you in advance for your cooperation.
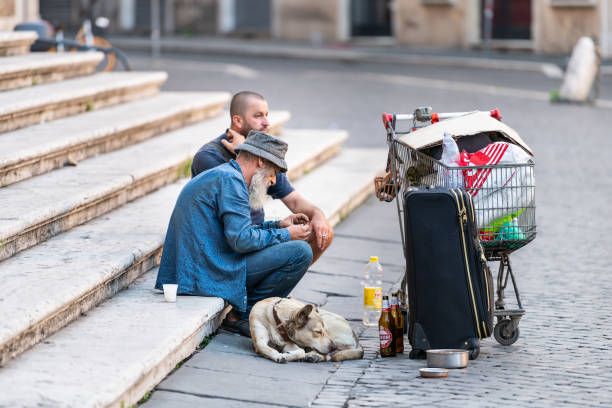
[235,130,288,172]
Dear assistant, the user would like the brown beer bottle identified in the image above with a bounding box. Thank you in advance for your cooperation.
[390,292,404,353]
[379,295,396,357]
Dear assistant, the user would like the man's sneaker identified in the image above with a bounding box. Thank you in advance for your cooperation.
[221,318,251,338]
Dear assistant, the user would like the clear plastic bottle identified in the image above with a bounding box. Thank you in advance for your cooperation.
[511,216,525,240]
[363,256,383,326]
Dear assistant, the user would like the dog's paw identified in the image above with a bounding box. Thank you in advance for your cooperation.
[303,351,325,363]
[274,354,288,364]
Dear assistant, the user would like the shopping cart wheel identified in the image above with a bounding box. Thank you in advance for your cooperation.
[494,319,520,346]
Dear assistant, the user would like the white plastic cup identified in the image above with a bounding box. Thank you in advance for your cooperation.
[163,284,178,302]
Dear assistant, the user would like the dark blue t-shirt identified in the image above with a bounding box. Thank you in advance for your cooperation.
[191,132,295,225]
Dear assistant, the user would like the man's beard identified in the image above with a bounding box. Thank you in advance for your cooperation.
[241,122,267,137]
[249,167,271,210]
[241,124,253,137]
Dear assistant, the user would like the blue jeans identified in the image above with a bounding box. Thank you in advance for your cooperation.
[241,240,313,320]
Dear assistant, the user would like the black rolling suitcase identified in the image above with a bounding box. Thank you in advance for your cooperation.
[403,187,494,360]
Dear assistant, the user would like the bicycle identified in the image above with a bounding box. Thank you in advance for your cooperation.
[14,17,130,72]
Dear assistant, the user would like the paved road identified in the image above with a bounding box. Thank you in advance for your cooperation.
[127,50,612,148]
[135,51,612,406]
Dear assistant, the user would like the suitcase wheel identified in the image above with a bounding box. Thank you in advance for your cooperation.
[466,338,480,360]
[408,349,427,360]
[494,318,520,346]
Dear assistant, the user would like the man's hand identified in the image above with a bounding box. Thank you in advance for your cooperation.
[279,213,309,228]
[220,128,246,154]
[311,212,332,250]
[287,223,312,241]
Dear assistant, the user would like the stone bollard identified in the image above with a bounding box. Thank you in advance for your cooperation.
[559,37,600,103]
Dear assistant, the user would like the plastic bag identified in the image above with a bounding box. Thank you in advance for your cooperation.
[440,132,463,188]
[458,142,535,227]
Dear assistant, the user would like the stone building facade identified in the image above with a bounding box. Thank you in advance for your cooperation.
[5,1,611,57]
[264,0,612,57]
[196,0,612,57]
[0,0,39,31]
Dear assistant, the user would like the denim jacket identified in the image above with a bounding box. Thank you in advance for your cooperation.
[154,160,290,311]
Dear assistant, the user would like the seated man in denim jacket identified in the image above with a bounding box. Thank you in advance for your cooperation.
[155,132,312,337]
[191,91,333,264]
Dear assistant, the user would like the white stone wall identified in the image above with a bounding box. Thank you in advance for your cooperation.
[0,0,39,31]
[534,0,600,54]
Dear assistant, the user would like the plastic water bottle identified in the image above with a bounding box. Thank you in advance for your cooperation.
[441,132,463,188]
[363,256,383,326]
[511,217,525,240]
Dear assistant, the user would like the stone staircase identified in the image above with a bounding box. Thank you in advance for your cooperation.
[0,31,386,407]
[0,31,36,56]
[0,52,104,91]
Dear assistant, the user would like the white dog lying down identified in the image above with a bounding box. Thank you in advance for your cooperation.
[249,297,364,364]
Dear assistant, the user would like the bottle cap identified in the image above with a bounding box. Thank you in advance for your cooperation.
[369,256,379,263]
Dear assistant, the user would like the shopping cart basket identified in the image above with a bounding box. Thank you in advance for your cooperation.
[377,107,536,346]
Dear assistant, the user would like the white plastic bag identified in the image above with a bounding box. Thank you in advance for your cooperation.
[458,142,535,227]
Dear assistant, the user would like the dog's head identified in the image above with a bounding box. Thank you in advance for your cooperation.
[284,304,336,355]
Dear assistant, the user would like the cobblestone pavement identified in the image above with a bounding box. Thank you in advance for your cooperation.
[136,52,612,406]
[310,110,612,406]
[310,99,612,406]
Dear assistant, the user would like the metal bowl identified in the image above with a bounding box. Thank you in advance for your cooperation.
[426,349,469,369]
[419,367,448,378]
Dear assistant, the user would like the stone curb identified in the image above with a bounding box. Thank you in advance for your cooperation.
[109,36,612,76]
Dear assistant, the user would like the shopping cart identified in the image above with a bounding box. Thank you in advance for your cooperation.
[376,107,536,346]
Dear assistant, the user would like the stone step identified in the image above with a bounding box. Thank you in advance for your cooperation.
[0,31,37,56]
[0,144,383,408]
[0,181,187,367]
[0,91,230,187]
[0,110,290,262]
[283,129,348,181]
[0,71,167,134]
[0,52,104,91]
[265,147,388,226]
[0,270,226,408]
[0,125,341,366]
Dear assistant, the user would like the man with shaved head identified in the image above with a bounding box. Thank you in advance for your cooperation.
[190,91,334,336]
[228,91,265,133]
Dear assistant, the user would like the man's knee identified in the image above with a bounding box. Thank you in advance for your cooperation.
[310,228,334,265]
[324,228,334,250]
[291,240,313,267]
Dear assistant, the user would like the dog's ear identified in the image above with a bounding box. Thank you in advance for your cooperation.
[295,304,314,328]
